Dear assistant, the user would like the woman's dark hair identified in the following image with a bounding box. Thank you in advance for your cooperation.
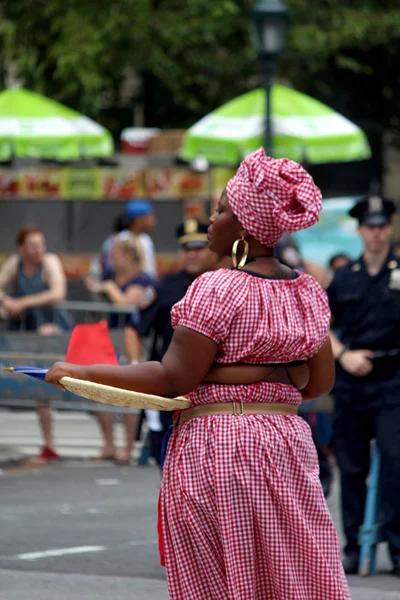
[16,225,43,246]
[328,253,350,270]
[113,214,128,233]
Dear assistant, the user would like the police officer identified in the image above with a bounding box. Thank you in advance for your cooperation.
[327,194,400,576]
[124,217,220,466]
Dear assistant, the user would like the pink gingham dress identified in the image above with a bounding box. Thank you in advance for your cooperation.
[160,268,350,600]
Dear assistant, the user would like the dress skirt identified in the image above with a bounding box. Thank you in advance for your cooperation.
[160,413,351,600]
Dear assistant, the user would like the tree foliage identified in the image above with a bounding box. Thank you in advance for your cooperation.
[0,0,399,148]
[284,1,400,145]
[0,0,257,131]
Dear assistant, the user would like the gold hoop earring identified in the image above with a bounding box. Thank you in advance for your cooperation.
[232,236,249,268]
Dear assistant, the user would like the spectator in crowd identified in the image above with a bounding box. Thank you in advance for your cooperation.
[123,217,219,466]
[98,213,127,280]
[274,233,304,270]
[120,200,157,280]
[327,195,400,577]
[98,200,157,281]
[0,225,69,461]
[325,253,351,287]
[86,234,154,464]
[275,233,327,286]
[329,253,351,273]
[86,234,152,328]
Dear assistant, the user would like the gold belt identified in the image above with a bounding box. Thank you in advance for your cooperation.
[173,401,297,429]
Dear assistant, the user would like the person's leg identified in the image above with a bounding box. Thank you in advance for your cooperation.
[36,404,60,460]
[304,413,333,498]
[144,410,166,468]
[375,403,400,569]
[116,413,140,463]
[149,430,164,468]
[333,398,374,561]
[35,324,63,460]
[94,412,116,459]
[314,435,333,498]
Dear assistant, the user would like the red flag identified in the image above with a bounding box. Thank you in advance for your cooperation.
[65,320,118,365]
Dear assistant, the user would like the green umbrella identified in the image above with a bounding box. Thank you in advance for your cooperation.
[180,85,371,166]
[0,88,114,161]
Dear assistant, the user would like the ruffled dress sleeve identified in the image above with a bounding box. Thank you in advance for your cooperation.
[171,270,240,345]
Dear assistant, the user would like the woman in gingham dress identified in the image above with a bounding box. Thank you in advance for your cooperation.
[46,148,350,599]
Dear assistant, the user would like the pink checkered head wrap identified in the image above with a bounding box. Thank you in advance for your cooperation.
[226,148,322,247]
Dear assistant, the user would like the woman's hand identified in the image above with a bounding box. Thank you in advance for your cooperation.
[2,296,25,318]
[101,280,116,293]
[45,362,87,391]
[85,276,103,293]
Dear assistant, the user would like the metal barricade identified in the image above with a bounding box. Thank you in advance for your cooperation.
[0,300,334,415]
[58,300,137,329]
[0,300,136,333]
[0,301,145,413]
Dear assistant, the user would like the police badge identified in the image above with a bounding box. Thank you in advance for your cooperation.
[389,269,400,290]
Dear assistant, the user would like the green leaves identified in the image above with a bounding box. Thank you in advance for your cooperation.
[0,0,399,142]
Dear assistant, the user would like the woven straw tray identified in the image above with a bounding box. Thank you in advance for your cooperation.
[60,376,190,411]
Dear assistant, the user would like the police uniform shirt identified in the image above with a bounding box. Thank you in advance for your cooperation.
[128,270,194,361]
[327,250,400,353]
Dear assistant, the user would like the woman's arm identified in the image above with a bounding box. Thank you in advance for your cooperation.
[301,337,335,401]
[124,326,142,362]
[0,254,18,297]
[100,281,146,306]
[45,325,218,397]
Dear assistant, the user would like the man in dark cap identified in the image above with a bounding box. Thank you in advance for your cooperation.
[99,199,157,281]
[123,217,220,466]
[327,194,400,576]
[124,199,157,279]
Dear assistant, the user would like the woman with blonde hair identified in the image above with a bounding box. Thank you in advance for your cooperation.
[87,233,152,327]
[86,233,154,464]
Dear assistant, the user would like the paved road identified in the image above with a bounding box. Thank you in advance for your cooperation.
[0,410,399,599]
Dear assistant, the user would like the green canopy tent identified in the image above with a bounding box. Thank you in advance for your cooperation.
[0,88,114,161]
[179,85,371,166]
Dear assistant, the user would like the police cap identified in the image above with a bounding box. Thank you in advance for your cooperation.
[176,218,209,249]
[349,195,396,226]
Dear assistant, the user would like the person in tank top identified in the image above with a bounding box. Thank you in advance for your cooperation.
[0,225,69,462]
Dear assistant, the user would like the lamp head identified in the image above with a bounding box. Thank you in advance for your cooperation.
[250,0,290,60]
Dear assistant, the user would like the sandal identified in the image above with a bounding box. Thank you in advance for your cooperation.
[114,454,132,466]
[91,453,116,462]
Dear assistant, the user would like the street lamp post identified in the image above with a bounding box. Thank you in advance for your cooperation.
[250,0,290,156]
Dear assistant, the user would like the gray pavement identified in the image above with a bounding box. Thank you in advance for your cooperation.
[0,409,399,599]
[0,570,168,600]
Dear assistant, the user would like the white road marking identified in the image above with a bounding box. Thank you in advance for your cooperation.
[0,539,159,562]
[16,545,105,561]
[64,461,111,468]
[95,478,120,486]
[127,539,158,547]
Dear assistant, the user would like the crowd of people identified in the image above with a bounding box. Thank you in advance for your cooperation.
[1,151,400,590]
